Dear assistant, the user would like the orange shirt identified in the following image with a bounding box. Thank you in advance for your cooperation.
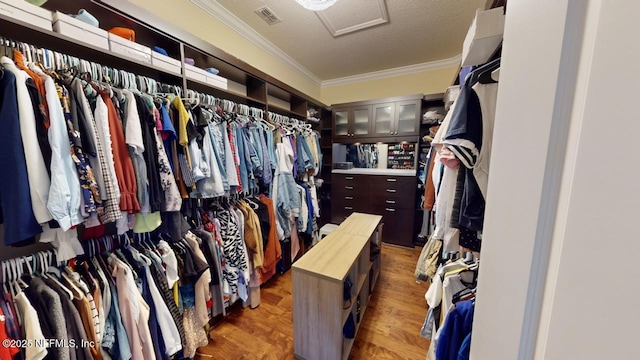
[13,50,49,126]
[424,151,437,211]
[259,195,282,283]
[101,91,140,213]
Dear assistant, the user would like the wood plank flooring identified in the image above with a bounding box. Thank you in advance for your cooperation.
[195,244,430,360]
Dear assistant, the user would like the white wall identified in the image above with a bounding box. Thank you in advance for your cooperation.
[535,0,640,358]
[472,0,640,359]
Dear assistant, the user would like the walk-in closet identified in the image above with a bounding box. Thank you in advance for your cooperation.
[0,0,635,359]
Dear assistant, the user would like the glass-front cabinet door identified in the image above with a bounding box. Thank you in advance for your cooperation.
[371,102,395,136]
[333,108,350,139]
[352,106,372,136]
[395,100,421,136]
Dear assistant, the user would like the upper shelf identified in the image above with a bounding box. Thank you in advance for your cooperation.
[94,0,327,108]
[267,104,307,119]
[3,0,327,114]
[0,12,183,85]
[186,78,267,107]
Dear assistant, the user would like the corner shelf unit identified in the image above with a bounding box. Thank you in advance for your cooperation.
[293,213,383,360]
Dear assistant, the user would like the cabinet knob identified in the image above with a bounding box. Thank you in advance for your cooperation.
[345,196,353,200]
[385,208,396,212]
[345,176,354,180]
[386,178,397,182]
[345,206,353,210]
[386,189,397,193]
[385,200,396,204]
[345,186,354,190]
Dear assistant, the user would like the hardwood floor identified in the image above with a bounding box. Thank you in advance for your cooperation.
[195,244,430,360]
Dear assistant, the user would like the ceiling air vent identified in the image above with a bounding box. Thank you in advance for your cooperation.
[255,6,281,25]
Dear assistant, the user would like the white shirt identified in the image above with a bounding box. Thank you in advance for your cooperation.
[140,255,182,356]
[433,165,460,252]
[122,90,149,215]
[158,240,179,288]
[14,292,48,360]
[39,226,84,262]
[195,126,225,197]
[431,99,460,252]
[93,96,121,208]
[471,82,499,198]
[0,57,52,224]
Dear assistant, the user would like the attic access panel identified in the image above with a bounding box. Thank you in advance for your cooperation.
[316,0,389,37]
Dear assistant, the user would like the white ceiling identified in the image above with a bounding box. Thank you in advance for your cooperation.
[193,0,487,81]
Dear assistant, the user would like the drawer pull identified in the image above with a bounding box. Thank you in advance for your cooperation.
[345,186,354,190]
[385,200,396,204]
[386,178,397,182]
[345,206,353,210]
[345,176,354,180]
[385,208,396,212]
[386,189,397,193]
[345,196,353,200]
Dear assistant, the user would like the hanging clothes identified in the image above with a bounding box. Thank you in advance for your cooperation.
[1,56,52,225]
[0,67,42,245]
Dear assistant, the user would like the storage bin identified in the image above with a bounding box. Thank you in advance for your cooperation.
[0,0,52,31]
[108,33,152,64]
[52,11,109,50]
[461,7,505,67]
[206,73,228,90]
[151,51,181,75]
[185,64,209,83]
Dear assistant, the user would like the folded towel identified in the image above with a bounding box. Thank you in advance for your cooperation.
[184,58,195,66]
[153,46,168,56]
[108,27,135,41]
[71,9,99,27]
[205,67,219,75]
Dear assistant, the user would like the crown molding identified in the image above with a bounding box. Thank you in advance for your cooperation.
[321,54,462,88]
[190,0,322,87]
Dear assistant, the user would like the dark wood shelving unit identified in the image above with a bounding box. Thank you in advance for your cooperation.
[0,12,184,87]
[267,104,307,119]
[247,75,267,104]
[32,0,328,114]
[185,79,267,108]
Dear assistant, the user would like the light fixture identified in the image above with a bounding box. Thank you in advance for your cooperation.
[294,0,338,11]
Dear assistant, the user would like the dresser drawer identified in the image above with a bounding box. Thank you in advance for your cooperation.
[333,193,370,203]
[376,207,416,247]
[333,173,364,186]
[370,196,414,210]
[333,183,360,196]
[368,175,415,190]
